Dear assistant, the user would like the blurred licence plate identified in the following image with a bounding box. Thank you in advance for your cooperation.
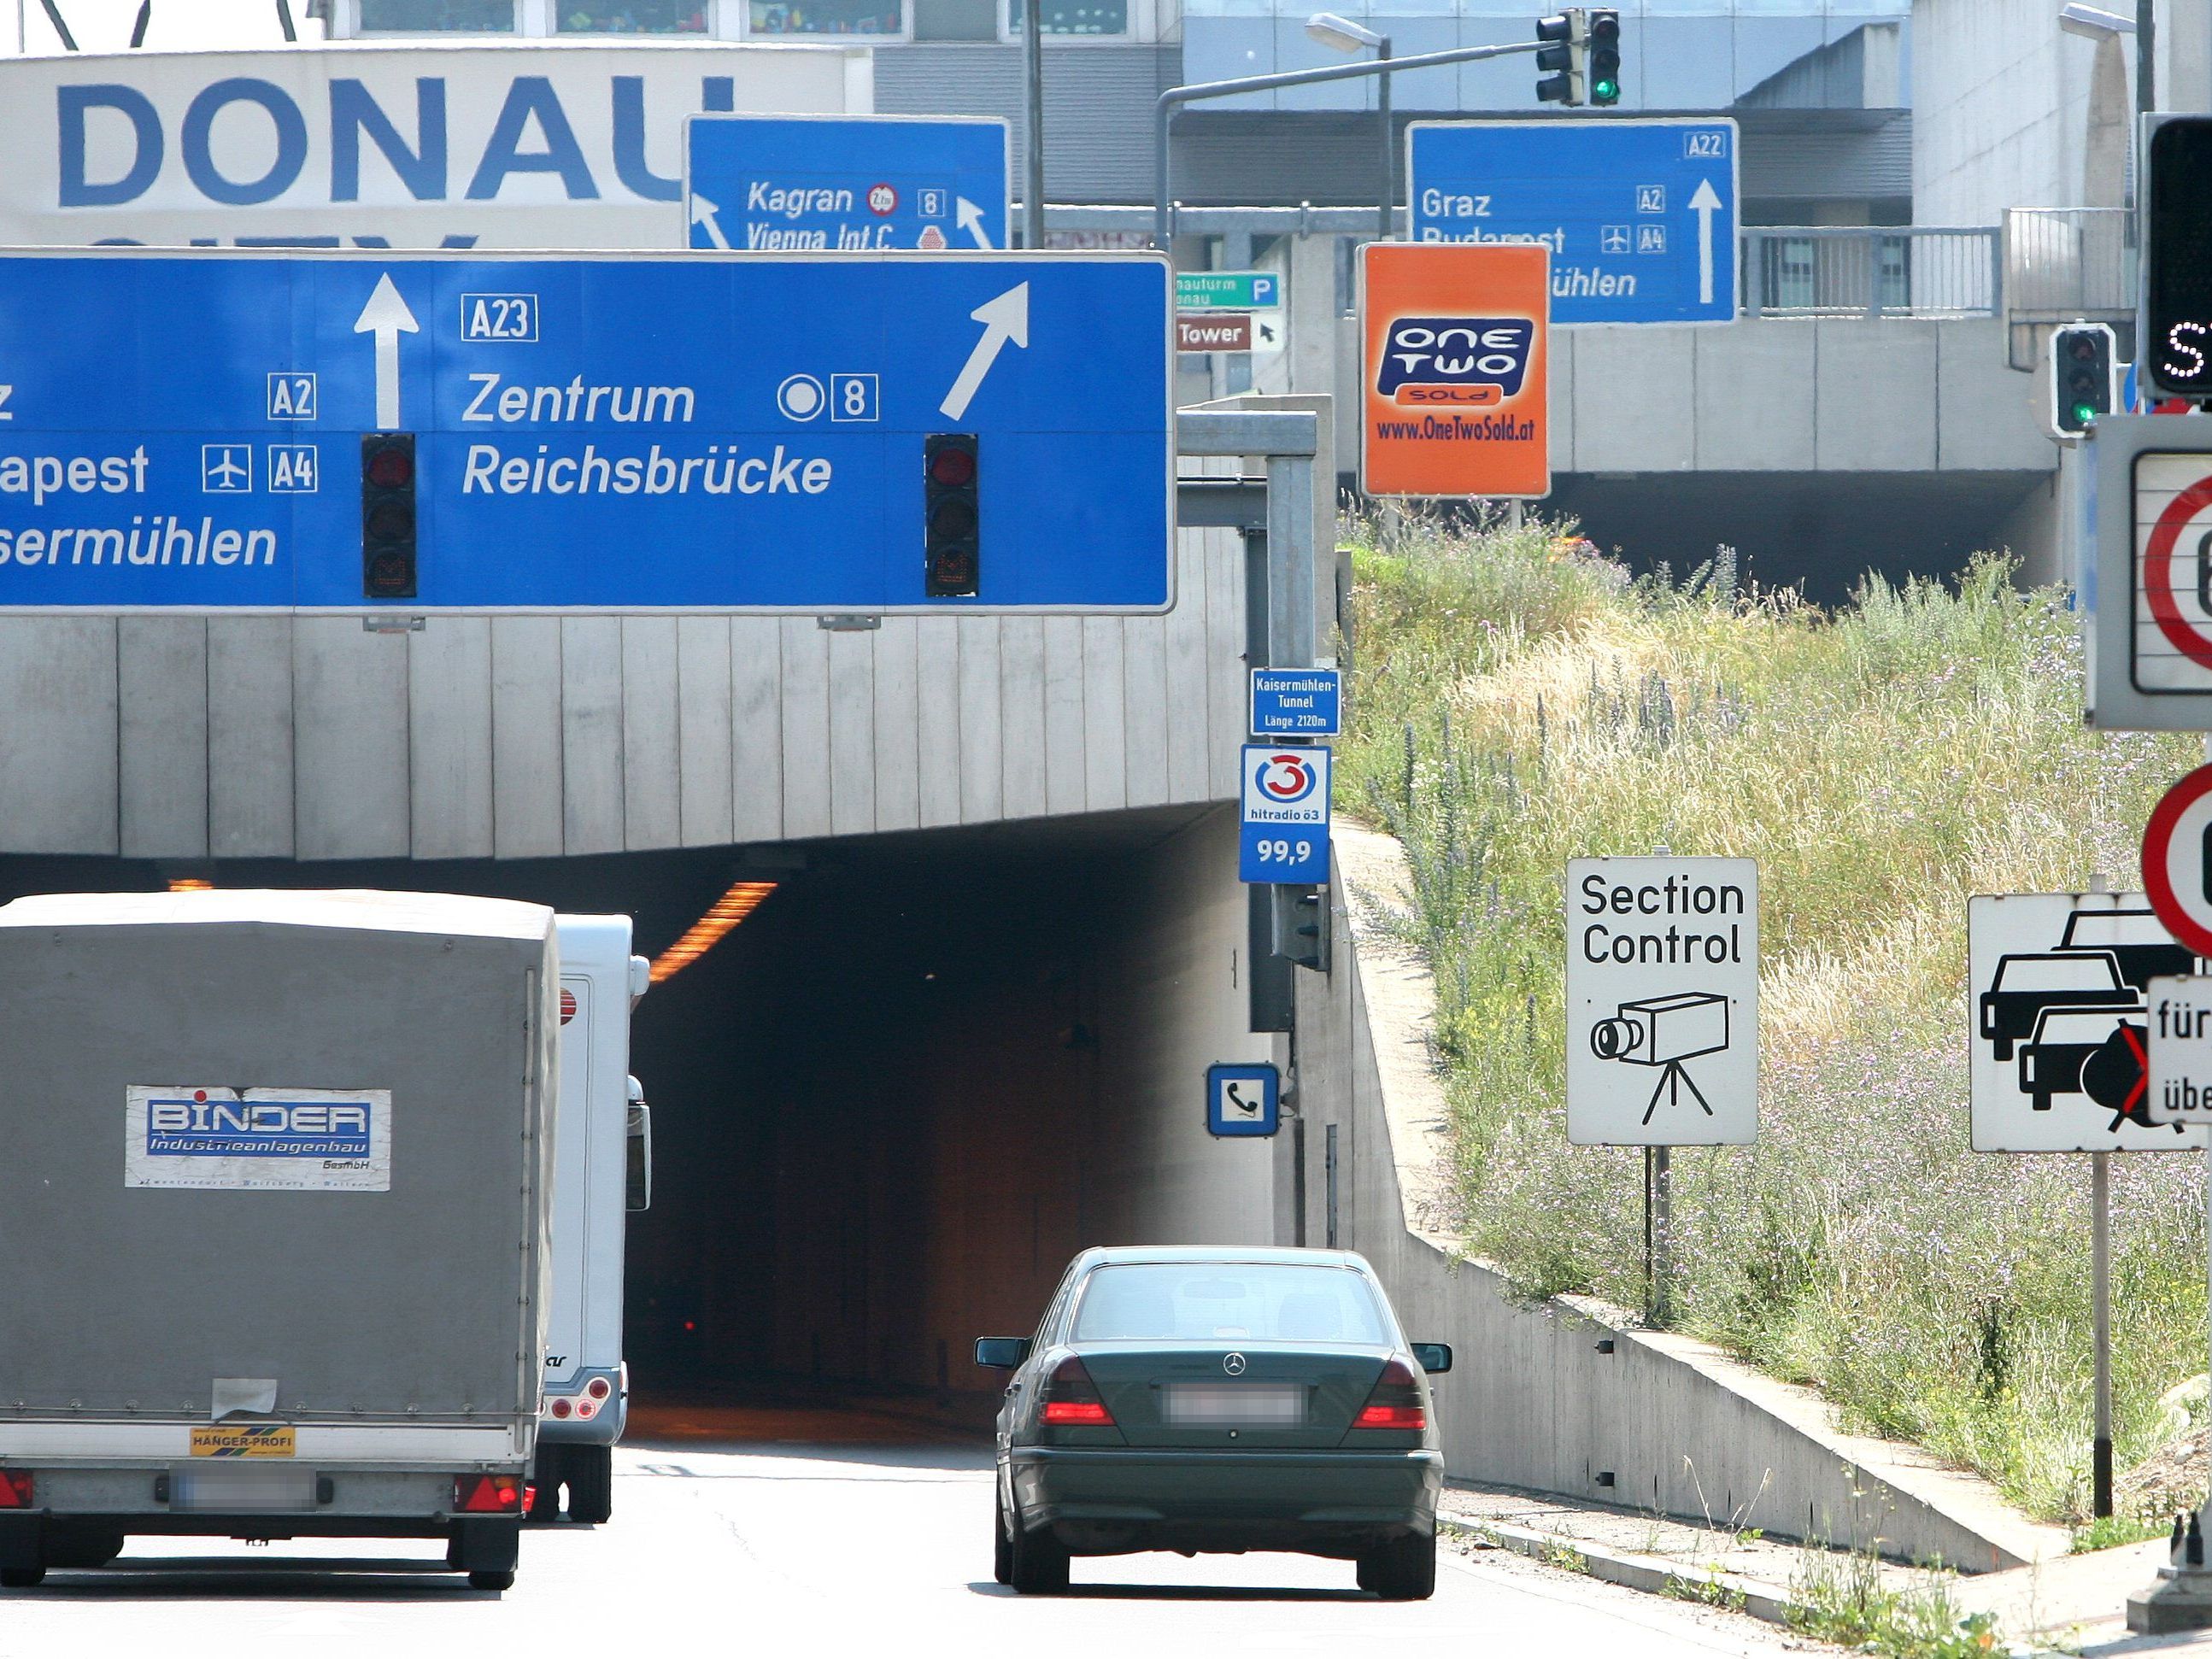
[169,1466,317,1513]
[1162,1384,1304,1425]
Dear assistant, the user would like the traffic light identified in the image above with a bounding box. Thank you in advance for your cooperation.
[2143,115,2212,402]
[923,433,979,598]
[1535,9,1585,107]
[1587,9,1621,105]
[2049,322,2116,437]
[360,432,416,600]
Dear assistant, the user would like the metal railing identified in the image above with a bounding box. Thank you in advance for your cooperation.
[2003,206,2134,368]
[1740,226,2001,319]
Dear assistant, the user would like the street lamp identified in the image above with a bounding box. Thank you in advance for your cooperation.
[1305,11,1394,243]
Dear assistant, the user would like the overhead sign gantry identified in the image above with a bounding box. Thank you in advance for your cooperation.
[0,248,1172,613]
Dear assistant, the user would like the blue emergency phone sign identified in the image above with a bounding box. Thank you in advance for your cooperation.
[1207,1063,1280,1137]
[1250,666,1341,737]
[684,114,1010,254]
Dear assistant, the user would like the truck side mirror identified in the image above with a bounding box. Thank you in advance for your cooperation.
[625,1089,652,1213]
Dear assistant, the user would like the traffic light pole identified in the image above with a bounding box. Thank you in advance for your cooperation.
[1153,39,1539,247]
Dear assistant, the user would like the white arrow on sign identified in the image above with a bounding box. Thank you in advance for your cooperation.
[939,283,1028,422]
[354,273,419,429]
[955,197,994,250]
[1689,177,1723,308]
[689,193,731,250]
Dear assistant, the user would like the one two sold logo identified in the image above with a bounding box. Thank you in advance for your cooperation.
[1376,316,1536,407]
[147,1089,373,1159]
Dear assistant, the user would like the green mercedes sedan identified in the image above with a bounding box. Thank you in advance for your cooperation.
[975,1246,1451,1599]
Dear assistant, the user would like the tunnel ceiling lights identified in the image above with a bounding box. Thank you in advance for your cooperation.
[649,881,779,984]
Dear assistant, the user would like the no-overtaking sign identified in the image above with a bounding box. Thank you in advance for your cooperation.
[1564,857,1757,1146]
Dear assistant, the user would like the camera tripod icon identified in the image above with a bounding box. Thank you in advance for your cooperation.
[1589,991,1731,1125]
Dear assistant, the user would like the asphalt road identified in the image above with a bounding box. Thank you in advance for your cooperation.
[0,1405,1820,1659]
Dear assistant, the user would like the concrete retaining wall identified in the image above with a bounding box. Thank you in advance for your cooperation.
[1288,823,2068,1573]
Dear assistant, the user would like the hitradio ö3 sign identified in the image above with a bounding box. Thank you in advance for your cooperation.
[1564,857,1757,1146]
[1967,891,2205,1152]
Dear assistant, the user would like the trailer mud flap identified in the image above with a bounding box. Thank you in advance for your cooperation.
[0,1515,42,1571]
[449,1516,519,1574]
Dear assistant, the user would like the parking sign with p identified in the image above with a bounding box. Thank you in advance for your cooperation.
[1359,243,1550,500]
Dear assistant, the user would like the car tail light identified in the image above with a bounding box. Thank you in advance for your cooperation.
[1352,1359,1428,1431]
[522,1483,537,1517]
[454,1474,521,1513]
[577,1401,596,1420]
[549,1398,572,1419]
[586,1377,612,1402]
[1040,1356,1114,1427]
[0,1470,31,1508]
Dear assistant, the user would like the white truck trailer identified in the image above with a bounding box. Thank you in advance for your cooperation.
[0,889,559,1592]
[532,915,652,1525]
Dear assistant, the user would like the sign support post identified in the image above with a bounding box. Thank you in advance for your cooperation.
[1645,1144,1673,1327]
[2093,1146,2113,1517]
[2087,869,2115,1522]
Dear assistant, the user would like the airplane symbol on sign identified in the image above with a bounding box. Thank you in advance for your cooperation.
[201,445,251,492]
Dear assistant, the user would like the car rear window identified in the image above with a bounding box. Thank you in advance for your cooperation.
[1070,1264,1393,1345]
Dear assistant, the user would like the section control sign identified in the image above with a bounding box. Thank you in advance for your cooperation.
[1240,745,1331,884]
[1967,891,2205,1151]
[684,114,1009,253]
[1564,857,1757,1146]
[0,249,1172,613]
[1405,119,1739,325]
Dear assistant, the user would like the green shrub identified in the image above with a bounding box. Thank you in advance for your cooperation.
[1342,512,2209,1521]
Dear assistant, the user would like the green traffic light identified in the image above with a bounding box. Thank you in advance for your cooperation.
[1593,79,1618,99]
[2073,402,2099,425]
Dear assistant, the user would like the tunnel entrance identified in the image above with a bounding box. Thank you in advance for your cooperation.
[0,801,1270,1428]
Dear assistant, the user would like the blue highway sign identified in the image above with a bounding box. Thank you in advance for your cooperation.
[1206,1062,1280,1138]
[1240,744,1331,884]
[685,114,1009,254]
[1405,119,1739,325]
[1250,665,1341,738]
[0,249,1171,612]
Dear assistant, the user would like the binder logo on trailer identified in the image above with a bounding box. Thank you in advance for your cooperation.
[125,1085,392,1192]
[1359,243,1550,501]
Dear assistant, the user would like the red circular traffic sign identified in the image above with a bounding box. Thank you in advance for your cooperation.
[2143,763,2212,955]
[2142,476,2212,669]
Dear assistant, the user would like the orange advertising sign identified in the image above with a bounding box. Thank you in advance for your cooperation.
[1358,243,1550,499]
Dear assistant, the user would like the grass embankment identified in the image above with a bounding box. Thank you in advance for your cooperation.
[1341,513,2209,1524]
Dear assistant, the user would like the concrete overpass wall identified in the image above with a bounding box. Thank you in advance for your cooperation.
[0,531,1252,861]
[1318,311,2057,481]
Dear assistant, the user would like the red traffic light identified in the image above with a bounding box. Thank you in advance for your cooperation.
[928,445,977,489]
[365,445,414,489]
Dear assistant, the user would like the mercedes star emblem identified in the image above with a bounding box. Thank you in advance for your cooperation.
[1223,1352,1247,1376]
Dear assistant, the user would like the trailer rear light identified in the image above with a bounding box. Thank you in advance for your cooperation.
[576,1401,596,1420]
[454,1475,521,1513]
[0,1470,31,1508]
[586,1377,612,1402]
[1039,1356,1114,1427]
[1352,1359,1427,1431]
[549,1398,572,1419]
